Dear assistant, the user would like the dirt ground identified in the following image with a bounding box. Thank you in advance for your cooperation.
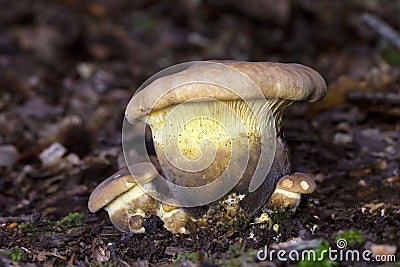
[0,0,399,266]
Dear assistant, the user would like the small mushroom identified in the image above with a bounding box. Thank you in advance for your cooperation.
[88,162,190,234]
[88,162,158,234]
[265,172,316,210]
[157,201,189,234]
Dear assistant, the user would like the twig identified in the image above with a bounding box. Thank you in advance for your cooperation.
[0,214,40,223]
[347,91,400,105]
[361,13,400,51]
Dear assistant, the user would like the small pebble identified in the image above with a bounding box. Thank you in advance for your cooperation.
[0,145,19,168]
[333,132,353,144]
[358,179,366,186]
[370,244,397,257]
[39,142,67,166]
[386,176,400,183]
[76,62,95,79]
[6,222,18,230]
[65,153,80,165]
[335,122,351,132]
[374,160,387,170]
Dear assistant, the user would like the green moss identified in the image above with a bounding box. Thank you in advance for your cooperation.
[377,40,400,66]
[7,246,22,261]
[226,243,243,258]
[91,261,117,267]
[298,241,338,267]
[219,249,258,267]
[269,207,292,224]
[17,221,35,231]
[131,15,157,31]
[174,251,200,262]
[220,259,241,267]
[57,212,85,225]
[381,48,400,66]
[335,230,365,246]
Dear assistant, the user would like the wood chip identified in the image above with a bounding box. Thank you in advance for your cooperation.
[370,244,397,257]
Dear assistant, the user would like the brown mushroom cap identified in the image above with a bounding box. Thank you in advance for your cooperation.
[88,162,157,212]
[276,172,316,194]
[126,61,327,122]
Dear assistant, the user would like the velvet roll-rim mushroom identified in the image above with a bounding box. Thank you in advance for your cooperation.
[126,61,327,122]
[88,162,189,234]
[88,163,159,233]
[89,61,327,234]
[124,61,326,207]
[265,172,317,210]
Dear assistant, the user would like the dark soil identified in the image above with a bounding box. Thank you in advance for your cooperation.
[0,0,399,266]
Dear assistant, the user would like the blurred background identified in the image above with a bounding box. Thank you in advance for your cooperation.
[0,0,399,265]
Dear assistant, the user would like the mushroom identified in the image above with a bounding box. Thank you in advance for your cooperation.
[90,61,327,234]
[265,172,316,210]
[88,162,190,234]
[126,61,325,209]
[88,163,158,234]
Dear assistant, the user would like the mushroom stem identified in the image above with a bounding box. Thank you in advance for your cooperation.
[265,172,316,210]
[144,98,291,201]
[104,184,156,234]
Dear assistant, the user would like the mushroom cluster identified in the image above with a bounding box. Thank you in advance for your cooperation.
[88,61,327,234]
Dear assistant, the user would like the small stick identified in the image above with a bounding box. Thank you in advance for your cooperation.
[347,91,400,105]
[361,13,400,51]
[0,214,40,223]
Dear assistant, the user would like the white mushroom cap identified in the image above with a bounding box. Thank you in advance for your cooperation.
[126,61,327,122]
[88,162,157,212]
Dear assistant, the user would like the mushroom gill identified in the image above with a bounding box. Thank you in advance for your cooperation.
[145,98,291,189]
